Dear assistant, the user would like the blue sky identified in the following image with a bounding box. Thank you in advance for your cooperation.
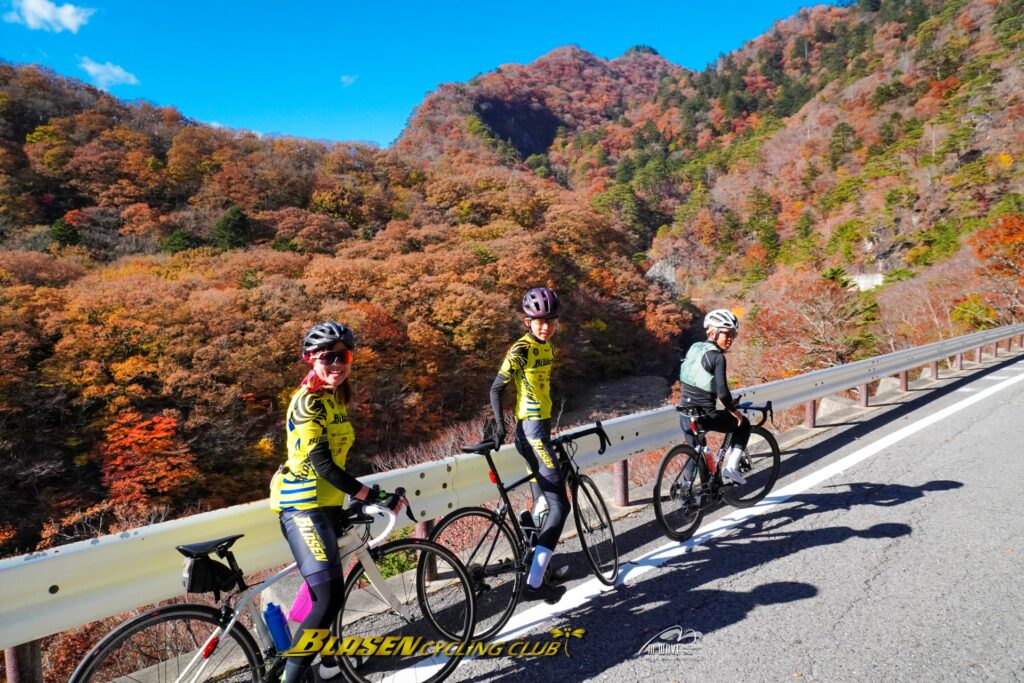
[1,0,838,146]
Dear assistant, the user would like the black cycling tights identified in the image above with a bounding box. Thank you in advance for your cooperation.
[281,575,345,682]
[515,419,569,550]
[279,507,348,683]
[680,410,751,451]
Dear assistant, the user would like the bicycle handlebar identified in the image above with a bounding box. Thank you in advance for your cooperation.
[360,504,398,547]
[552,420,610,455]
[462,420,611,456]
[736,400,773,427]
[350,486,412,548]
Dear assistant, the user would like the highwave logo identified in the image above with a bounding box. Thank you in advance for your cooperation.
[283,628,586,658]
[635,625,703,657]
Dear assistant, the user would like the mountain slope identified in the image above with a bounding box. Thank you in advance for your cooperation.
[1,0,1022,560]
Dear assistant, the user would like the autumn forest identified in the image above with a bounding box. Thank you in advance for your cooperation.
[1,0,1023,558]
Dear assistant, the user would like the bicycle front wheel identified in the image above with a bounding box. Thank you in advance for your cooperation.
[572,474,619,585]
[336,539,476,683]
[654,444,707,542]
[722,425,781,508]
[429,506,523,641]
[69,603,263,683]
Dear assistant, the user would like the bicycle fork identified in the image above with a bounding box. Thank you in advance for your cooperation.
[357,549,416,623]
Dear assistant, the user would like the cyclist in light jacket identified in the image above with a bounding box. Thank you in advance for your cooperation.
[678,309,751,484]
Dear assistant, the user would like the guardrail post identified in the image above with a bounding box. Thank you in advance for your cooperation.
[930,360,940,380]
[414,519,434,539]
[993,343,999,358]
[415,520,437,580]
[1018,333,1023,348]
[954,353,963,371]
[804,400,816,428]
[5,642,43,683]
[613,460,629,507]
[899,370,909,392]
[858,383,869,407]
[974,347,982,363]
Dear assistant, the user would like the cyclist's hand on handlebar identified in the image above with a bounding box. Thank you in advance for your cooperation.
[492,418,507,446]
[380,490,406,513]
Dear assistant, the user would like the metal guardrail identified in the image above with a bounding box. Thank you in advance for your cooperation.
[1,323,1022,649]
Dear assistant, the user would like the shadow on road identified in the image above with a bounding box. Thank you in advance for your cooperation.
[456,479,958,681]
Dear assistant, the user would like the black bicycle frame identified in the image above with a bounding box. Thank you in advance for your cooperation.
[477,421,611,554]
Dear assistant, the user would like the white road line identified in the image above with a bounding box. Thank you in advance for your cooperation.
[491,368,1024,642]
[403,368,1024,680]
[955,388,978,393]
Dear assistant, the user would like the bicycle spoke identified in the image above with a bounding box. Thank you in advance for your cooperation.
[573,475,618,585]
[338,540,475,683]
[654,445,706,542]
[722,426,781,508]
[429,508,522,641]
[70,605,262,683]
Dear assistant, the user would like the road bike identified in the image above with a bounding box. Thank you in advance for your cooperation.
[70,489,476,683]
[654,402,781,542]
[430,422,618,641]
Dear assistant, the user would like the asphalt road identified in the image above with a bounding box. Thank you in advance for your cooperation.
[445,350,1024,683]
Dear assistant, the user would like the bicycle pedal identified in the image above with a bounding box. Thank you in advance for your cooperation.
[547,564,570,584]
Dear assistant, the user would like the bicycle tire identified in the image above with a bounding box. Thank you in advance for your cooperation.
[69,602,263,683]
[653,444,707,542]
[722,425,781,508]
[428,506,524,641]
[572,474,619,585]
[336,538,476,683]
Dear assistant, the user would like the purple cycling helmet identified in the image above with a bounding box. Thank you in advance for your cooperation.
[522,287,561,319]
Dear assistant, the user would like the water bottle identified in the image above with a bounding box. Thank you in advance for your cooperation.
[263,602,292,652]
[519,509,536,530]
[703,445,716,472]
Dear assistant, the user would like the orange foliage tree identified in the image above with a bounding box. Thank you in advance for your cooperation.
[968,213,1024,318]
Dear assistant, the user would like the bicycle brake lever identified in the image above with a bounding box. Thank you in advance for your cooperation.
[595,420,609,455]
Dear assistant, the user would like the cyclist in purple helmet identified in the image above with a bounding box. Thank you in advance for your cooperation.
[489,287,567,604]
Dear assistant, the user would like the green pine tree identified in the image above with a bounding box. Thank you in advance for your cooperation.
[49,218,79,246]
[212,206,252,250]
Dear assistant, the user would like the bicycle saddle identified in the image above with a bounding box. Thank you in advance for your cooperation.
[461,440,497,455]
[175,534,244,559]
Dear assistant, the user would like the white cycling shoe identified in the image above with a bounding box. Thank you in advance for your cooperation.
[721,466,747,485]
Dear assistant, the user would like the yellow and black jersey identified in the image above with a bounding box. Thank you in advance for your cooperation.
[491,332,555,421]
[270,386,356,512]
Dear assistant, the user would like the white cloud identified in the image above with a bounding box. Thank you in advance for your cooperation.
[339,75,358,87]
[78,57,139,89]
[3,0,95,33]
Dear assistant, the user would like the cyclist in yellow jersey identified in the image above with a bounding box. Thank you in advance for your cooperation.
[271,321,395,683]
[490,286,567,604]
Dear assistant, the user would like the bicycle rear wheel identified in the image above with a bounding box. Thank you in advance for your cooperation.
[572,474,619,585]
[336,539,475,683]
[653,444,707,542]
[722,425,781,508]
[429,506,523,641]
[69,603,263,683]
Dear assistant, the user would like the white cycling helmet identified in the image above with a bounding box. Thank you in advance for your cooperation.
[704,308,739,332]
